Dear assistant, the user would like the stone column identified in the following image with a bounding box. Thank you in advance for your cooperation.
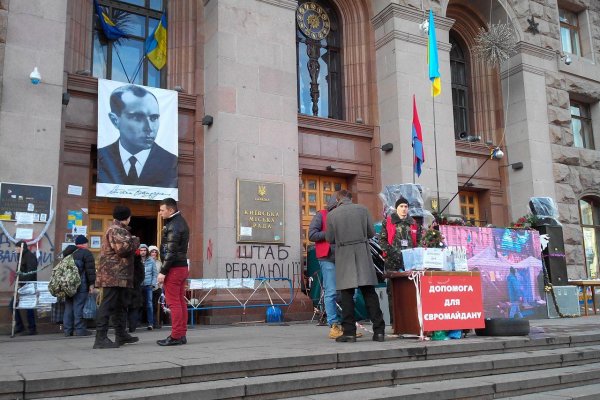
[373,4,459,214]
[202,0,301,281]
[0,1,67,290]
[501,44,557,220]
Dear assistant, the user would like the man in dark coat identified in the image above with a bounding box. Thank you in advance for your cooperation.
[156,197,190,346]
[62,235,96,336]
[94,206,140,349]
[97,84,177,188]
[10,240,38,335]
[325,190,385,342]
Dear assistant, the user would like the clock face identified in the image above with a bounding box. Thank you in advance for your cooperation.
[296,2,330,40]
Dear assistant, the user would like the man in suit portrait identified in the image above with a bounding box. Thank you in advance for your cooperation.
[98,84,178,188]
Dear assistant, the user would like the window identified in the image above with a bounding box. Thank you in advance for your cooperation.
[93,0,165,87]
[559,8,581,56]
[580,198,600,279]
[570,101,594,149]
[450,36,469,140]
[296,0,342,119]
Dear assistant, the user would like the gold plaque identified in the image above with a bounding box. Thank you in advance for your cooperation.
[237,179,285,243]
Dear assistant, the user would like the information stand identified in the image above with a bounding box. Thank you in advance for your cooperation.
[386,271,484,335]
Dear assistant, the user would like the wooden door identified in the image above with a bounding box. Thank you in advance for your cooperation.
[459,191,482,226]
[156,212,163,248]
[300,174,347,255]
[87,214,114,258]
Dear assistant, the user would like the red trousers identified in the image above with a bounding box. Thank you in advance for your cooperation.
[164,266,189,339]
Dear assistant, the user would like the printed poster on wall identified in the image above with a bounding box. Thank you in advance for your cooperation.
[0,182,52,222]
[96,79,178,200]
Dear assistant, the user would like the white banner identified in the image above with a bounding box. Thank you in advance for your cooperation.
[96,79,178,200]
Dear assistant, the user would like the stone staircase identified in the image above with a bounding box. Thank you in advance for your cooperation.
[23,330,600,400]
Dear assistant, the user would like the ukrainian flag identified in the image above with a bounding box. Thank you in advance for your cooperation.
[146,13,168,70]
[427,10,441,97]
[94,0,126,41]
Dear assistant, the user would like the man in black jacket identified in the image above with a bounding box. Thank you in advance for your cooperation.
[10,240,38,335]
[156,197,190,346]
[61,236,96,336]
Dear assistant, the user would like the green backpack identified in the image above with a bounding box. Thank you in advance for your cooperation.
[48,251,81,299]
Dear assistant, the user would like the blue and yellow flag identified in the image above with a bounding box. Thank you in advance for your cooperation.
[94,0,126,41]
[427,10,441,97]
[146,13,168,70]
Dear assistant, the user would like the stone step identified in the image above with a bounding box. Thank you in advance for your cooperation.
[19,331,600,399]
[282,363,600,400]
[502,382,600,399]
[37,346,600,400]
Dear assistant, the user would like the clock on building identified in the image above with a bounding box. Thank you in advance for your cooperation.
[296,2,330,40]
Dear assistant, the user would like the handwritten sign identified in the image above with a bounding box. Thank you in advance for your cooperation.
[423,248,444,269]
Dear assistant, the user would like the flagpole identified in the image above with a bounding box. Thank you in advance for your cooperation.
[432,96,440,214]
[412,143,416,184]
[112,43,131,83]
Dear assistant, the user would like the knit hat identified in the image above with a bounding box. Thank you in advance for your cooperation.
[75,235,88,245]
[395,196,409,208]
[139,243,148,250]
[112,205,131,221]
[148,245,159,253]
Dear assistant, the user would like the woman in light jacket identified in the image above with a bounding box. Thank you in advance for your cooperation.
[139,244,157,330]
[149,245,164,328]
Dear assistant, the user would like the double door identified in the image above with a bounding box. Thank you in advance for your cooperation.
[300,174,347,255]
[87,214,162,258]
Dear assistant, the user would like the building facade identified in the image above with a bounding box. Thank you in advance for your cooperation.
[1,0,600,314]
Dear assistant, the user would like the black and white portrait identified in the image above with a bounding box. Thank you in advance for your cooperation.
[96,79,178,200]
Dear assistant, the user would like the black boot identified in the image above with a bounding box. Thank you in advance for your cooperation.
[93,331,119,349]
[116,331,139,346]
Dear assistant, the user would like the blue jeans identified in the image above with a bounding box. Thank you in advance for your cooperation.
[64,291,88,335]
[144,285,154,326]
[319,260,339,326]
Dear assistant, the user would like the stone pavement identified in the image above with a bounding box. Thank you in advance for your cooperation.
[0,316,599,379]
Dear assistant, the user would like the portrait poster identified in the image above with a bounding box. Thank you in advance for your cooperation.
[440,226,547,320]
[96,79,178,200]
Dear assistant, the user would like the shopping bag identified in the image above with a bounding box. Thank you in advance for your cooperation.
[83,294,97,320]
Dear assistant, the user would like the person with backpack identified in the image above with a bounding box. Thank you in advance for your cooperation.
[93,206,140,349]
[61,235,96,337]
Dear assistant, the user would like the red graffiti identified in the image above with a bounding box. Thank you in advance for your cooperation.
[206,239,213,263]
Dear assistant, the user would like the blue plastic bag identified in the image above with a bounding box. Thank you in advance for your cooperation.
[266,305,283,323]
[83,294,97,319]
